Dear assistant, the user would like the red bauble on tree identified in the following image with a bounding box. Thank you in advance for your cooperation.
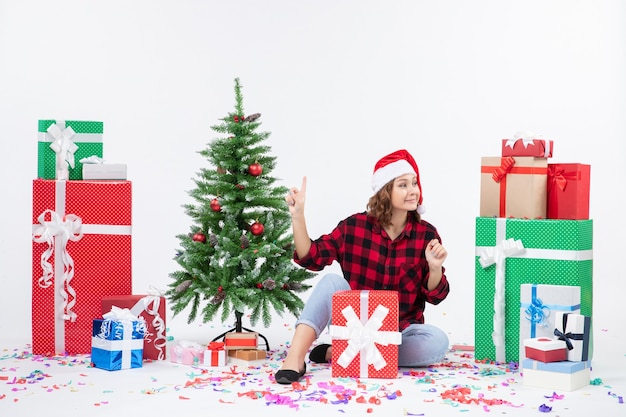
[250,221,264,236]
[192,232,207,243]
[210,198,221,212]
[248,162,262,177]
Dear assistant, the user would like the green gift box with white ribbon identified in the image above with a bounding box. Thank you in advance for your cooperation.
[474,217,593,363]
[37,119,104,180]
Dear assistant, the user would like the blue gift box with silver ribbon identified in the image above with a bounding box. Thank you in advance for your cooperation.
[91,307,146,371]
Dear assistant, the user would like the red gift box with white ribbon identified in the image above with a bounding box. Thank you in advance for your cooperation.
[330,290,402,379]
[101,292,167,360]
[32,179,132,355]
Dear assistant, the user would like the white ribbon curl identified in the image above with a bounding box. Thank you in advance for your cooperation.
[47,121,78,180]
[330,301,402,374]
[478,237,525,363]
[129,286,167,360]
[32,209,83,322]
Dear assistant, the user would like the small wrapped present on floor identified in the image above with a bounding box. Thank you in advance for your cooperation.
[203,341,226,367]
[227,349,267,361]
[224,332,258,350]
[553,312,592,362]
[91,307,146,371]
[170,340,205,366]
[524,337,568,363]
[101,292,167,360]
[522,359,591,391]
[330,290,402,379]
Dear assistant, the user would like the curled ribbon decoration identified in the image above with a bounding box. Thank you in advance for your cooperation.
[330,304,402,372]
[47,122,78,179]
[478,238,525,363]
[32,209,83,322]
[130,287,167,360]
[525,296,550,330]
[491,156,515,183]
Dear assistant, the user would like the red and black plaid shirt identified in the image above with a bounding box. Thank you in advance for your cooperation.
[294,211,450,330]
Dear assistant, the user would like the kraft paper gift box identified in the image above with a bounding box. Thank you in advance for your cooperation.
[553,312,591,362]
[224,332,258,350]
[547,163,591,220]
[37,120,104,180]
[227,349,267,361]
[519,284,581,362]
[83,163,128,180]
[480,156,548,219]
[204,342,227,367]
[91,308,145,371]
[170,341,205,366]
[501,137,553,158]
[474,217,593,363]
[329,290,402,379]
[32,179,132,355]
[101,294,167,360]
[522,359,591,391]
[523,337,568,363]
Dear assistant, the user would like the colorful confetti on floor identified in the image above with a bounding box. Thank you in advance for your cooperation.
[1,329,624,417]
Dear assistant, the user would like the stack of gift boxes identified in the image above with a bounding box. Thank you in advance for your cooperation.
[31,119,167,371]
[474,134,593,391]
[169,332,267,367]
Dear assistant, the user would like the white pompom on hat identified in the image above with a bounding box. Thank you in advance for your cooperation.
[371,149,425,213]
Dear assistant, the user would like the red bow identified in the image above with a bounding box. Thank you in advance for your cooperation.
[548,166,568,191]
[208,341,225,351]
[492,157,515,183]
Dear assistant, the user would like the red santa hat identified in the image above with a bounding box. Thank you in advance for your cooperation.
[371,149,424,213]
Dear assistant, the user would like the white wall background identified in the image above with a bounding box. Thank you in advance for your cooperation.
[1,0,624,346]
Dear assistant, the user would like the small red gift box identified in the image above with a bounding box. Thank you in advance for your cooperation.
[101,294,167,360]
[330,290,402,379]
[524,337,568,363]
[480,156,548,219]
[502,138,553,158]
[224,332,258,350]
[547,163,591,220]
[32,179,132,355]
[204,341,226,367]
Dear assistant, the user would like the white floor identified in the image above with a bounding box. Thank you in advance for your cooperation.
[1,320,624,417]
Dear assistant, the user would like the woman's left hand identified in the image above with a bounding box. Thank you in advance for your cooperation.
[425,238,447,268]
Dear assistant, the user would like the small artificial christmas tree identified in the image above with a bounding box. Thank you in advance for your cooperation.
[167,78,315,340]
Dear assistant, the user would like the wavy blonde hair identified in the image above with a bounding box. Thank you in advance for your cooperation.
[366,181,420,227]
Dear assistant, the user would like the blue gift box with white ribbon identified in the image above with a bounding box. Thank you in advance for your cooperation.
[91,309,146,371]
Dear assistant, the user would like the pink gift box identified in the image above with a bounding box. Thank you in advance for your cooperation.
[170,341,205,366]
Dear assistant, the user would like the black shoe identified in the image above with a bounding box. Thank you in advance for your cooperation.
[309,343,331,364]
[275,362,306,384]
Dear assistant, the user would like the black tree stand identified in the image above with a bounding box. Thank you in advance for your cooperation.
[212,311,270,350]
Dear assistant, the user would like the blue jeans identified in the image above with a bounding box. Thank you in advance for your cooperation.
[296,273,449,367]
